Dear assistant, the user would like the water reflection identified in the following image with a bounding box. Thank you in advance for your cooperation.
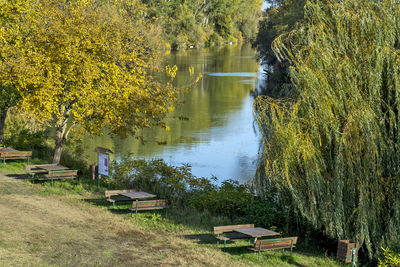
[82,44,262,184]
[208,72,258,77]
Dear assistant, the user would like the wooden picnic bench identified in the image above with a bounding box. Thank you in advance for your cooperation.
[47,169,78,181]
[25,164,78,185]
[128,199,170,219]
[249,236,298,259]
[1,149,32,166]
[214,224,255,249]
[105,189,139,207]
[26,164,51,179]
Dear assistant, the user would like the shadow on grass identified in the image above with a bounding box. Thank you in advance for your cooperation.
[82,198,134,216]
[182,233,216,244]
[4,173,29,180]
[283,254,307,267]
[222,246,308,267]
[83,198,109,206]
[223,245,254,255]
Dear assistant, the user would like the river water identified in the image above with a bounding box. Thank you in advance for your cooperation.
[82,44,264,184]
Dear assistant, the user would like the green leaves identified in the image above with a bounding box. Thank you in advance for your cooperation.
[379,247,400,267]
[143,0,262,49]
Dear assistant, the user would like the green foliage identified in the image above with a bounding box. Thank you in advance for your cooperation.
[3,109,49,151]
[256,0,305,56]
[142,0,263,49]
[190,180,253,219]
[255,0,306,97]
[379,247,400,267]
[255,0,400,258]
[0,85,19,114]
[110,158,214,205]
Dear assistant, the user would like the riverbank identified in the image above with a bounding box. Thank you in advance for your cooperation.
[0,171,343,266]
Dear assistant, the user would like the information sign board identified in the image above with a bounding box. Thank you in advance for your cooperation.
[98,152,109,176]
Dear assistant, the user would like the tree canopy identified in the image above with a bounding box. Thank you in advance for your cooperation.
[256,0,400,257]
[3,0,185,163]
[0,0,28,143]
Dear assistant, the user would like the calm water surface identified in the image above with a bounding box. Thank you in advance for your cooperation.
[83,44,263,184]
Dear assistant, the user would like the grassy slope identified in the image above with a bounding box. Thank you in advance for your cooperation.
[0,172,343,267]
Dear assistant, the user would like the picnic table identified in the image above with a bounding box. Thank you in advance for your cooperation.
[105,190,157,207]
[119,191,156,199]
[36,164,69,171]
[232,227,298,259]
[0,148,16,152]
[26,164,78,185]
[119,191,169,219]
[214,225,280,250]
[0,148,32,167]
[233,227,280,243]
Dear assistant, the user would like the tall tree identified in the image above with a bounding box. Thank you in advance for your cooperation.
[256,0,400,258]
[8,0,183,163]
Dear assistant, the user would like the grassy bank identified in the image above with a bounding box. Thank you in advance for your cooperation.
[0,170,344,266]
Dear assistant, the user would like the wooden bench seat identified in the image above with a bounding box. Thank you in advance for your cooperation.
[249,237,298,259]
[106,198,133,204]
[128,199,169,219]
[214,224,254,250]
[215,234,249,241]
[47,169,78,180]
[45,169,78,185]
[105,189,138,207]
[1,150,32,166]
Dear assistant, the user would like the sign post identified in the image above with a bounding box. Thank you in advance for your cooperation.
[94,147,113,190]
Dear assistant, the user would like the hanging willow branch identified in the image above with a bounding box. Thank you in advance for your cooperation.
[255,0,400,258]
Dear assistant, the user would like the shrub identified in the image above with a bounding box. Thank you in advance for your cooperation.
[190,180,253,219]
[379,247,400,267]
[110,157,214,206]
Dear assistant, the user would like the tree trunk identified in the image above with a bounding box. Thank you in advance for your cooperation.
[0,109,7,146]
[52,119,68,164]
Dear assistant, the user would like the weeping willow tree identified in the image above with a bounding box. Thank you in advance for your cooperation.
[255,0,400,258]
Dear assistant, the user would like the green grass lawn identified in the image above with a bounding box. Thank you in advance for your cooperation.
[0,158,47,174]
[0,170,346,266]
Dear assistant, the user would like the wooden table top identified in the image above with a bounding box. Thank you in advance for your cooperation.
[36,164,69,171]
[119,192,156,199]
[233,227,280,238]
[0,148,17,152]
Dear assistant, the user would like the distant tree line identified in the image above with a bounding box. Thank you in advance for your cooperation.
[141,0,263,50]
